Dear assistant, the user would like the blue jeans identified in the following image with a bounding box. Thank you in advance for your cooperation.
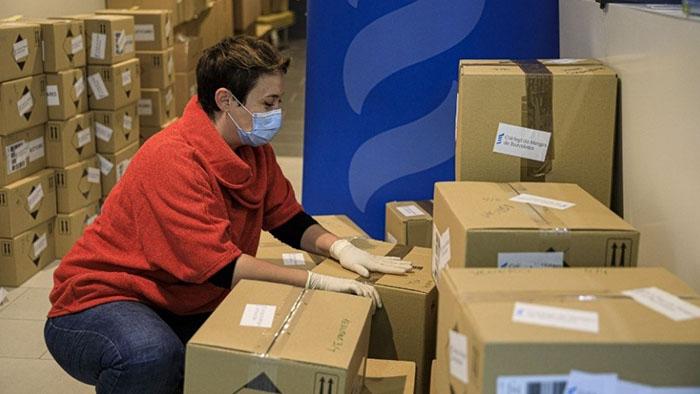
[44,301,210,394]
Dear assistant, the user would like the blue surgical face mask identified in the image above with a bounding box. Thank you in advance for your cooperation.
[226,93,282,147]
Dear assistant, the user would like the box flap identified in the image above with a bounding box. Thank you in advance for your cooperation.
[315,214,369,238]
[460,59,612,76]
[363,359,415,394]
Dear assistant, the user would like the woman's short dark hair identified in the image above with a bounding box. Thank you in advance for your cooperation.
[196,35,290,117]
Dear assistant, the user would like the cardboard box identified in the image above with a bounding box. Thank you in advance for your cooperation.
[0,169,56,238]
[173,35,202,72]
[106,0,183,26]
[183,0,209,21]
[25,18,86,73]
[362,359,415,394]
[55,156,101,213]
[79,15,136,65]
[312,239,437,394]
[0,74,48,136]
[54,202,98,258]
[0,219,55,286]
[95,9,173,51]
[0,22,42,83]
[432,182,640,278]
[98,142,138,197]
[139,116,175,144]
[93,103,140,154]
[46,112,96,168]
[137,48,175,89]
[316,214,370,239]
[386,200,433,247]
[272,0,289,12]
[87,57,141,110]
[46,68,88,120]
[175,0,233,50]
[184,279,372,394]
[0,125,46,187]
[138,86,175,126]
[429,360,437,394]
[234,0,262,33]
[174,70,196,116]
[455,59,617,206]
[434,267,700,393]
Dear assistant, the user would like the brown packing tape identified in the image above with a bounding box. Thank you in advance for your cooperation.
[415,200,434,217]
[260,287,309,357]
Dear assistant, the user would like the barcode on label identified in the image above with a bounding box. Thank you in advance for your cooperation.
[526,381,567,394]
[134,24,155,42]
[497,375,569,394]
[46,85,60,106]
[28,137,44,162]
[6,141,28,174]
[90,33,106,59]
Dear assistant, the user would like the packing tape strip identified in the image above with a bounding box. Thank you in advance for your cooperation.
[457,290,700,304]
[506,183,571,239]
[260,287,309,358]
[351,241,416,285]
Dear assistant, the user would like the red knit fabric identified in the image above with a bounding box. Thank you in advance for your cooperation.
[48,97,302,317]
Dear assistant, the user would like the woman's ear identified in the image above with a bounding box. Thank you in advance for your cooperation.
[214,88,234,112]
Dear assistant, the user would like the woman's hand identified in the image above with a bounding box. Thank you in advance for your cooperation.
[329,239,412,277]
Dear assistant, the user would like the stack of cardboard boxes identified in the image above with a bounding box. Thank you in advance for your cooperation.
[173,35,202,118]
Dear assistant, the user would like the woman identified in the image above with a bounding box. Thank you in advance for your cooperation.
[44,35,411,393]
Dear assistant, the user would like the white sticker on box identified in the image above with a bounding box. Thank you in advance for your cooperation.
[124,34,134,53]
[240,304,276,328]
[496,374,569,394]
[134,24,155,42]
[90,33,106,59]
[547,58,581,65]
[6,140,28,174]
[123,115,133,130]
[13,38,29,61]
[33,233,47,259]
[116,159,130,181]
[122,69,132,87]
[498,252,564,268]
[432,224,449,282]
[386,232,398,244]
[449,330,468,384]
[167,56,174,75]
[76,128,91,148]
[74,77,85,98]
[564,370,619,394]
[95,122,114,142]
[622,287,700,322]
[87,167,101,184]
[165,89,173,105]
[114,30,127,54]
[439,228,451,268]
[165,20,172,37]
[28,137,44,162]
[397,204,424,218]
[86,214,98,225]
[510,193,576,210]
[493,122,552,162]
[282,253,306,266]
[46,85,60,106]
[512,302,599,333]
[17,91,34,116]
[138,99,153,116]
[27,184,44,211]
[71,34,84,54]
[98,154,113,175]
[88,73,109,100]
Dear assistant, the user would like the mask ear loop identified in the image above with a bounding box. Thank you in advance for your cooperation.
[226,90,253,132]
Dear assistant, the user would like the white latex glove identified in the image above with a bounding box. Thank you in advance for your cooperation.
[306,271,382,309]
[329,239,412,278]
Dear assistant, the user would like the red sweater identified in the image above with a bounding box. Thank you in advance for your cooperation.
[48,97,302,317]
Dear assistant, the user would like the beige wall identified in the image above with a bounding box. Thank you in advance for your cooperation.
[560,0,700,290]
[0,0,106,19]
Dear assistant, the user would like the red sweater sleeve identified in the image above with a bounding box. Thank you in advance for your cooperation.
[261,146,303,231]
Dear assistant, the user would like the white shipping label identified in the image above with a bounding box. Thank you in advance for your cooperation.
[124,34,134,53]
[167,56,174,75]
[121,69,132,86]
[71,34,84,54]
[6,140,28,174]
[439,228,451,269]
[86,214,98,225]
[28,137,44,162]
[90,33,106,59]
[87,167,101,184]
[88,73,109,100]
[17,92,34,116]
[512,302,599,333]
[397,204,424,217]
[138,99,153,116]
[134,24,156,42]
[165,20,172,37]
[498,252,564,268]
[386,231,398,244]
[547,58,582,65]
[33,233,47,259]
[74,77,85,98]
[98,154,114,175]
[497,374,569,394]
[282,253,306,266]
[123,115,133,130]
[116,159,130,181]
[240,304,276,328]
[76,128,91,148]
[564,370,619,394]
[114,30,127,54]
[46,85,60,106]
[448,330,468,384]
[622,287,700,322]
[493,122,552,162]
[27,184,44,211]
[165,89,173,105]
[13,38,29,61]
[95,122,114,142]
[510,193,576,210]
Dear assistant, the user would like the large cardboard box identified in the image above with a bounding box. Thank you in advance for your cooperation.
[432,182,640,278]
[140,116,175,144]
[138,86,175,126]
[175,0,233,50]
[106,0,183,26]
[30,19,86,72]
[173,35,202,72]
[95,9,173,51]
[312,239,437,394]
[87,57,141,110]
[46,68,88,120]
[0,125,46,187]
[455,60,617,206]
[55,156,101,213]
[137,48,175,89]
[184,279,372,394]
[46,112,95,168]
[0,219,55,286]
[0,74,48,136]
[98,142,138,197]
[234,0,262,33]
[94,103,140,153]
[386,200,433,247]
[0,22,42,83]
[80,15,135,65]
[0,169,56,238]
[174,70,196,116]
[434,267,700,393]
[362,359,415,394]
[54,202,98,258]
